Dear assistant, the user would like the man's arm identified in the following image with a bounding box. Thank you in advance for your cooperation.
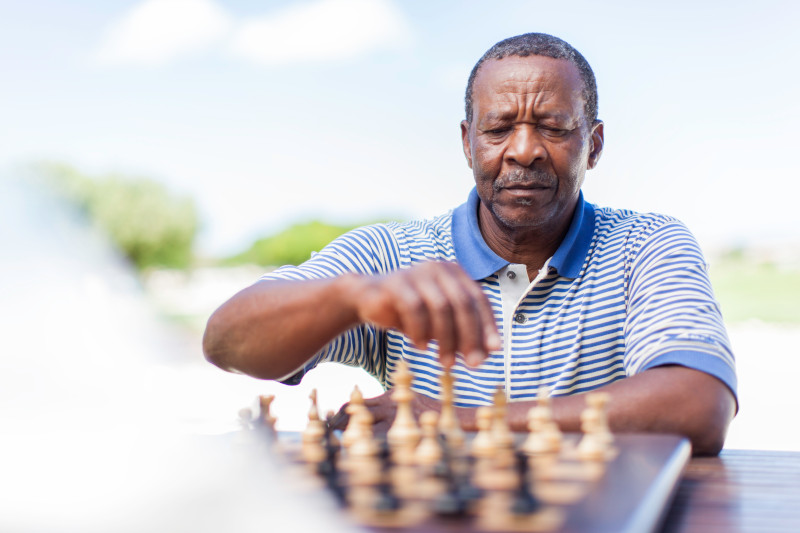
[520,366,736,456]
[348,365,735,456]
[203,262,502,380]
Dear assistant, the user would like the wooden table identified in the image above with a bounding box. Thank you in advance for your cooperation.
[662,449,800,532]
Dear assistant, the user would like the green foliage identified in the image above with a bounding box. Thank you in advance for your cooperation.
[226,220,359,266]
[36,163,199,270]
[709,257,800,324]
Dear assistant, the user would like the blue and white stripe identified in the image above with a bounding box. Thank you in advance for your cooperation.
[260,188,737,407]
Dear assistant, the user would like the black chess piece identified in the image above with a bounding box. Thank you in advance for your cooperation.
[373,438,401,512]
[510,450,540,515]
[318,418,347,507]
[433,434,470,517]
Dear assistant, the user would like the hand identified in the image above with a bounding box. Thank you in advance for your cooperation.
[328,389,444,433]
[351,262,501,367]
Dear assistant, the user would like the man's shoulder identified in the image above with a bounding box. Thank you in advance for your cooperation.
[592,204,689,240]
[382,209,456,244]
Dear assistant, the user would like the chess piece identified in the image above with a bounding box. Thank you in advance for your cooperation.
[470,406,497,492]
[522,391,562,456]
[258,394,277,430]
[510,450,540,515]
[346,408,382,511]
[325,410,340,448]
[491,387,514,467]
[302,389,327,464]
[383,361,421,499]
[438,369,465,449]
[415,411,442,467]
[471,405,495,458]
[342,385,366,450]
[578,392,613,461]
[432,436,471,517]
[373,439,401,513]
[318,420,347,508]
[416,411,447,500]
[387,360,421,452]
[349,408,380,463]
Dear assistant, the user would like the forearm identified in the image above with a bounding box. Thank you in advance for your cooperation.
[454,366,735,456]
[202,275,363,380]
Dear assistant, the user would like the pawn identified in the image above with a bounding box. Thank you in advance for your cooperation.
[491,388,514,467]
[510,451,540,516]
[471,406,495,458]
[438,369,465,449]
[522,394,562,456]
[349,408,380,462]
[346,409,382,512]
[415,411,442,468]
[319,427,347,508]
[588,392,613,447]
[387,360,421,453]
[257,394,278,444]
[325,410,340,448]
[578,392,613,461]
[258,395,277,430]
[491,388,513,444]
[374,439,401,513]
[342,385,365,449]
[302,389,327,464]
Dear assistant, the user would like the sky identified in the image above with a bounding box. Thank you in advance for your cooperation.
[1,0,798,257]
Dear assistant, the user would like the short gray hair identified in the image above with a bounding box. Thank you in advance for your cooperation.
[464,33,598,124]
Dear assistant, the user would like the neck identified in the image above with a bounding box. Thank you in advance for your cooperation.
[477,202,575,278]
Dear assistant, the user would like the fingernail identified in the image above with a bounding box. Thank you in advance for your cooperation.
[467,350,484,366]
[487,333,501,351]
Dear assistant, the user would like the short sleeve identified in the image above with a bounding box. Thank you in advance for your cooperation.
[623,218,737,401]
[257,224,402,384]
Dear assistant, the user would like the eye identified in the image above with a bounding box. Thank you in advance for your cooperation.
[539,125,571,138]
[484,127,511,136]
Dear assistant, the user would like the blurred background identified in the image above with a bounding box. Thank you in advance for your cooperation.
[1,0,799,530]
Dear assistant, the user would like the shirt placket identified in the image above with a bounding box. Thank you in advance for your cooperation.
[500,259,552,401]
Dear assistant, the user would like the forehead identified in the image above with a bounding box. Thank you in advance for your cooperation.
[472,55,585,118]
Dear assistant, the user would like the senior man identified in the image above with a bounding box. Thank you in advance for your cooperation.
[204,33,736,456]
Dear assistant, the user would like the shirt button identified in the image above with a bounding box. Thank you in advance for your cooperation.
[506,271,516,280]
[514,313,527,324]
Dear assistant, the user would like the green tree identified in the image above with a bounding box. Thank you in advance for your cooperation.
[226,220,358,266]
[36,163,199,270]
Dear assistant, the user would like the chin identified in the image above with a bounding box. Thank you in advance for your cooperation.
[491,205,550,229]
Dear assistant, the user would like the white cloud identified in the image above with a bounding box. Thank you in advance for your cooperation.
[94,0,233,66]
[228,0,412,66]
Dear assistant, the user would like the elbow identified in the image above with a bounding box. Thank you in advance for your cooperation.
[687,386,737,457]
[201,307,286,381]
[202,303,250,375]
[202,310,232,371]
[690,425,727,456]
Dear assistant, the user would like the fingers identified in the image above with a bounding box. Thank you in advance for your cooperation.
[364,390,396,429]
[355,262,500,367]
[328,403,350,430]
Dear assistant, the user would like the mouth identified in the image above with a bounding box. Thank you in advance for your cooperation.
[493,169,555,193]
[503,182,549,190]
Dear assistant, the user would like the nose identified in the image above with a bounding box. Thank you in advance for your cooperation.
[505,125,546,167]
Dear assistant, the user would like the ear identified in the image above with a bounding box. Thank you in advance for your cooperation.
[460,120,473,169]
[587,120,604,170]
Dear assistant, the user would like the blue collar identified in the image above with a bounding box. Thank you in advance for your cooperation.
[451,187,595,280]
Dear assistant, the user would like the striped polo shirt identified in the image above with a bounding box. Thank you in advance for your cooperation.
[260,188,737,407]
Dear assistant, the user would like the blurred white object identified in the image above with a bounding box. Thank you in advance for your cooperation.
[0,176,358,532]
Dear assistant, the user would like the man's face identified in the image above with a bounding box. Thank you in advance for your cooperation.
[461,55,603,234]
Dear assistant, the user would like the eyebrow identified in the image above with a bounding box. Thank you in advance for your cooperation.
[482,109,573,123]
[482,110,514,122]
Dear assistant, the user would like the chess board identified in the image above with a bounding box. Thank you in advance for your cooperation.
[268,431,690,533]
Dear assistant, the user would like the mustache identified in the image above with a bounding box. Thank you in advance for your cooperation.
[492,168,556,192]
